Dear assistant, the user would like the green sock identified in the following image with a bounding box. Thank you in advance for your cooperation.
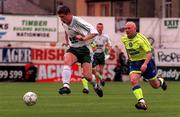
[132,85,143,101]
[95,72,103,80]
[82,78,88,89]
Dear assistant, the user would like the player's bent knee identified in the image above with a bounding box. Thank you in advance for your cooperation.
[130,78,139,86]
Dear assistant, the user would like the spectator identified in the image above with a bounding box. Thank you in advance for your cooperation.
[114,50,128,81]
[25,63,38,82]
[113,64,122,81]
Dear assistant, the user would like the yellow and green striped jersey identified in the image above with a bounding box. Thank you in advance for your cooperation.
[122,33,152,61]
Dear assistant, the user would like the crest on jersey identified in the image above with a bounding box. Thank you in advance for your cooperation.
[128,42,133,47]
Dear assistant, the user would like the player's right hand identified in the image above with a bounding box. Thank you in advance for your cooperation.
[76,35,84,41]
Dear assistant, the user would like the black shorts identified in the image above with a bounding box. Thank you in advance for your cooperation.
[67,46,91,64]
[92,52,105,68]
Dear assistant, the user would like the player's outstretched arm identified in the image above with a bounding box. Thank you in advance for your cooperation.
[76,33,97,41]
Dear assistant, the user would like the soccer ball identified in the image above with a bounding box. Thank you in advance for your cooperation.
[23,91,37,106]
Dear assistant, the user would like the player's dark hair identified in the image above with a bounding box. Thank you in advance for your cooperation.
[57,5,71,15]
[97,23,103,26]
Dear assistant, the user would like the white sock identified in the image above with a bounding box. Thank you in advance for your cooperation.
[63,83,70,88]
[139,99,146,104]
[91,74,96,85]
[158,77,164,86]
[62,65,72,88]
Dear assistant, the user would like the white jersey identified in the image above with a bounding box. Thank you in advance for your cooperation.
[94,33,112,53]
[62,16,98,48]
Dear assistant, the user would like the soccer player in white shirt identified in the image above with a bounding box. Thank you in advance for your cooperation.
[57,5,103,97]
[82,23,112,94]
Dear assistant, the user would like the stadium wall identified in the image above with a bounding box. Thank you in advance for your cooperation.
[0,15,180,81]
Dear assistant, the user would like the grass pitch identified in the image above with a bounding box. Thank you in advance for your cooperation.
[0,81,179,117]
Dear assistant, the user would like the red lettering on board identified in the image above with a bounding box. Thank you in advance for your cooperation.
[32,48,65,61]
